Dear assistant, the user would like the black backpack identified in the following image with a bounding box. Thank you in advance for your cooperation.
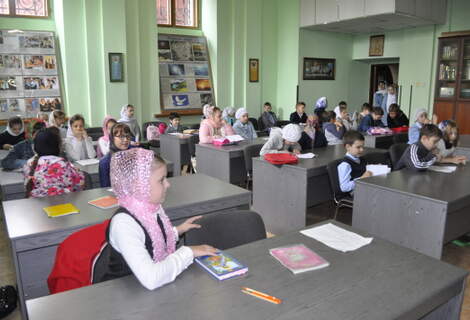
[0,285,17,319]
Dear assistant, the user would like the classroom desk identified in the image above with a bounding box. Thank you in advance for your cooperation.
[252,145,387,235]
[459,135,470,148]
[2,174,251,319]
[73,161,100,189]
[0,169,24,201]
[196,137,267,185]
[26,220,467,320]
[352,165,470,259]
[160,133,197,176]
[364,132,408,149]
[455,146,470,159]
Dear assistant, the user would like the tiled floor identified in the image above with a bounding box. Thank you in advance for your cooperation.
[0,202,469,319]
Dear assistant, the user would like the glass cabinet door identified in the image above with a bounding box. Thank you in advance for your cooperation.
[437,39,459,99]
[460,38,470,99]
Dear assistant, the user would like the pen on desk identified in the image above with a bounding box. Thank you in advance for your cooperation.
[241,287,282,304]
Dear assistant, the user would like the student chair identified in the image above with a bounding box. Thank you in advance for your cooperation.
[257,116,266,131]
[243,143,264,189]
[184,210,266,250]
[389,143,408,170]
[362,152,391,167]
[85,127,103,141]
[275,120,290,127]
[393,133,408,144]
[186,123,200,130]
[327,159,354,220]
[248,118,259,131]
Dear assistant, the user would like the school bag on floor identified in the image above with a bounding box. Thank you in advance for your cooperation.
[0,285,17,319]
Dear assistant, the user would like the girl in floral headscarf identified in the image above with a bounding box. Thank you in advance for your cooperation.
[94,148,217,289]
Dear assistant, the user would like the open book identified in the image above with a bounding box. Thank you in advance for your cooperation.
[366,164,391,176]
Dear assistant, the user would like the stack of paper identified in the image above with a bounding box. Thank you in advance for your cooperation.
[300,223,373,252]
[428,165,457,173]
[297,153,316,159]
[366,164,391,176]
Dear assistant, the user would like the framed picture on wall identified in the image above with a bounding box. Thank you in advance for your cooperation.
[369,35,385,57]
[109,52,124,82]
[303,57,335,80]
[249,58,259,82]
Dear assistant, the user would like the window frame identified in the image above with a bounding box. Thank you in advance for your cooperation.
[0,0,50,19]
[157,0,199,30]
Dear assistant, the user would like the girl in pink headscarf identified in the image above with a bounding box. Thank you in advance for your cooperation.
[97,116,117,158]
[95,148,217,290]
[199,105,235,144]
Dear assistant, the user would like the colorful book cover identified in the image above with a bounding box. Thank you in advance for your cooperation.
[88,196,118,209]
[43,203,80,218]
[195,251,248,280]
[269,244,329,274]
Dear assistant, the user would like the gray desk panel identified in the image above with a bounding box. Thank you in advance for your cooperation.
[0,170,25,201]
[459,135,470,148]
[160,134,193,176]
[455,147,470,159]
[27,221,467,320]
[364,133,408,149]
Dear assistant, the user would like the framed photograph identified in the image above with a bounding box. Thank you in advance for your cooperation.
[249,58,259,82]
[109,52,124,82]
[303,58,335,80]
[369,35,385,57]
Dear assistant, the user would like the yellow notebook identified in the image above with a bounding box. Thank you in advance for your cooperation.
[43,203,80,218]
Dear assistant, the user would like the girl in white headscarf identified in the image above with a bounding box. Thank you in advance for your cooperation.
[0,116,25,150]
[259,124,302,156]
[63,114,96,161]
[232,108,257,140]
[222,107,236,126]
[408,108,431,145]
[118,104,141,142]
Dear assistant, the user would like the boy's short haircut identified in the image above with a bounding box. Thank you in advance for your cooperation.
[53,110,65,118]
[372,107,384,116]
[32,121,46,134]
[378,80,385,85]
[388,103,400,113]
[339,105,348,112]
[419,124,443,140]
[296,101,306,107]
[343,130,365,146]
[361,103,372,112]
[339,101,347,107]
[325,111,336,122]
[169,112,180,121]
[264,102,271,107]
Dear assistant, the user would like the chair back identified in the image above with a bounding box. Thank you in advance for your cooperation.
[257,116,266,131]
[85,127,103,141]
[243,144,264,175]
[362,152,391,167]
[326,159,352,201]
[393,133,408,144]
[389,143,408,170]
[248,118,259,131]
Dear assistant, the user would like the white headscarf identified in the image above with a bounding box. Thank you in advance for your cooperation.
[222,107,235,118]
[119,104,134,122]
[235,108,248,120]
[282,124,302,143]
[66,119,75,138]
[203,104,215,119]
[333,106,341,118]
[315,97,328,110]
[414,108,428,122]
[6,117,24,136]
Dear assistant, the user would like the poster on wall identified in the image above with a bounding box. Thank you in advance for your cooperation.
[158,34,215,113]
[0,30,62,120]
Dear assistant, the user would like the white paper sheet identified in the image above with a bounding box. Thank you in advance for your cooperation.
[300,223,373,252]
[297,153,316,159]
[366,164,391,176]
[428,165,457,173]
[225,135,245,142]
[75,159,100,166]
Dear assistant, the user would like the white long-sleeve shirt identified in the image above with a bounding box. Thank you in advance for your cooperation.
[109,212,194,290]
[98,138,110,157]
[64,136,96,161]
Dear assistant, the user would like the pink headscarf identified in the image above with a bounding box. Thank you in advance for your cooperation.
[101,116,116,142]
[110,148,176,262]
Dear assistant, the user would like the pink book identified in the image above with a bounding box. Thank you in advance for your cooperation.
[269,244,329,274]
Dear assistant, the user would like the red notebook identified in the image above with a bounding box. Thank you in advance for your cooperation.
[264,153,298,165]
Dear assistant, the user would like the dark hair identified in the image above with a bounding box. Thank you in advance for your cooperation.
[419,124,443,140]
[296,102,306,107]
[339,105,347,112]
[8,116,23,128]
[388,103,400,113]
[372,107,384,116]
[343,130,365,146]
[338,101,347,107]
[441,120,459,147]
[362,103,372,112]
[69,114,85,126]
[264,102,271,107]
[52,110,65,119]
[109,123,132,153]
[32,121,46,135]
[212,106,221,114]
[325,111,336,122]
[378,80,386,85]
[169,112,180,121]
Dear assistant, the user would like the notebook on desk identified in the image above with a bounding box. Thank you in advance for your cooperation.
[195,251,248,280]
[88,196,118,209]
[43,203,80,218]
[269,244,329,274]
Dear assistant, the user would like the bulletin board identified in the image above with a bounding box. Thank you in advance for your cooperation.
[0,30,63,120]
[158,33,215,115]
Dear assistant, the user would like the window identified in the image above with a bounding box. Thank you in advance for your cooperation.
[157,0,198,28]
[0,0,48,17]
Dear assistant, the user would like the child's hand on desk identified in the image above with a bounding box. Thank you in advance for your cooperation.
[176,215,202,235]
[361,171,373,179]
[452,156,467,165]
[189,245,218,257]
[292,149,301,155]
[3,144,13,150]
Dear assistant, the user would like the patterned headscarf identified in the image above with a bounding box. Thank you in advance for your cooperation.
[111,148,176,262]
[315,97,328,110]
[101,116,116,142]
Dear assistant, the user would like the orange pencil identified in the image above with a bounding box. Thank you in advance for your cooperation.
[241,287,282,304]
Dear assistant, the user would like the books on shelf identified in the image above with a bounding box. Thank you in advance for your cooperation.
[269,244,329,274]
[43,203,80,218]
[195,251,248,280]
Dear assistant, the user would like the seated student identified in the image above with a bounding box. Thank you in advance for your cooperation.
[396,124,466,171]
[351,103,372,130]
[1,121,46,170]
[298,114,328,150]
[260,102,278,130]
[93,148,217,289]
[259,124,302,156]
[97,116,117,158]
[64,114,97,162]
[118,104,141,142]
[48,110,67,139]
[24,127,85,198]
[334,101,353,131]
[199,105,235,143]
[408,108,435,144]
[99,123,132,188]
[436,120,466,159]
[233,108,257,140]
[387,104,409,128]
[222,107,236,126]
[337,131,372,194]
[358,107,385,132]
[323,111,345,145]
[165,112,183,134]
[0,116,26,150]
[290,102,308,124]
[314,97,328,119]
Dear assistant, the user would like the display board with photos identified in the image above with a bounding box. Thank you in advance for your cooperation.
[158,34,215,112]
[0,30,62,120]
